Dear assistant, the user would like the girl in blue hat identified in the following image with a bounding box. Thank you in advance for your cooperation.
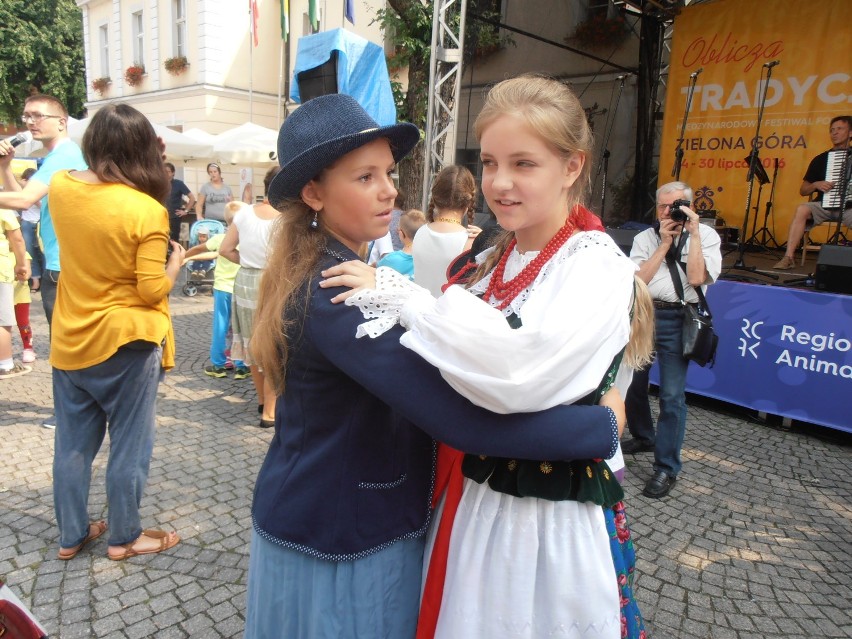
[244,93,628,638]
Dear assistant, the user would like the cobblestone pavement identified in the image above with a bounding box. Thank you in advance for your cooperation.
[1,290,850,638]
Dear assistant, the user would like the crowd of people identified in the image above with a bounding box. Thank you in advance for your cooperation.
[1,77,846,638]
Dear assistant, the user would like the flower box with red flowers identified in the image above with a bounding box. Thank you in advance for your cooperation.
[569,15,629,50]
[124,64,146,87]
[164,56,189,76]
[91,77,111,95]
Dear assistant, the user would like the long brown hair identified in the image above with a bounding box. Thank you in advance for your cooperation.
[82,104,170,203]
[252,198,327,393]
[427,164,476,224]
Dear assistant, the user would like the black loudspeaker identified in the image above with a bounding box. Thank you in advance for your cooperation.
[297,51,339,102]
[815,244,852,294]
[605,227,641,257]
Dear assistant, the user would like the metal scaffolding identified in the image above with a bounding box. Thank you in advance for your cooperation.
[420,0,467,210]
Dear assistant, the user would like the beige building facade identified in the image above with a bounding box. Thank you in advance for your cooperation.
[75,0,388,193]
[75,0,644,215]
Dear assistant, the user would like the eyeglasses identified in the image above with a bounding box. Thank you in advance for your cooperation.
[20,113,62,124]
[656,203,671,211]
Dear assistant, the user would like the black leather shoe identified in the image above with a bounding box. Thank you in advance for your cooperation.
[259,419,275,429]
[643,471,676,498]
[622,438,655,454]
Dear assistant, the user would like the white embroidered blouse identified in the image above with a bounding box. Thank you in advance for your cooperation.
[346,230,638,415]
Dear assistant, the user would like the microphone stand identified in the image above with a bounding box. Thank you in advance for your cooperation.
[595,74,627,222]
[672,70,700,180]
[730,64,779,280]
[747,157,781,248]
[600,149,611,218]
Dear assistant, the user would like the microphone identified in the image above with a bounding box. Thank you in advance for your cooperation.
[690,67,703,78]
[763,60,780,68]
[5,131,33,147]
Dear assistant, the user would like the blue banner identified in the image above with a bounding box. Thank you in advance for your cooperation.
[650,280,852,433]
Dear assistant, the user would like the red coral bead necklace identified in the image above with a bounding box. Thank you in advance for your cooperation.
[483,219,575,310]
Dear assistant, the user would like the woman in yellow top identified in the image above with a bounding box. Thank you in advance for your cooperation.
[48,104,185,562]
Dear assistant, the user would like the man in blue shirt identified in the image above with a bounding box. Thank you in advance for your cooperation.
[0,94,87,329]
[0,94,87,430]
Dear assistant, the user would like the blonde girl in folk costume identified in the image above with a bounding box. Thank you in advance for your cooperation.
[323,75,654,638]
[244,93,628,638]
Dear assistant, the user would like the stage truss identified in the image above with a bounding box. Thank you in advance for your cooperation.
[419,0,724,220]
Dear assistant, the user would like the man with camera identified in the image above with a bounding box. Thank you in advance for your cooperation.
[622,181,722,498]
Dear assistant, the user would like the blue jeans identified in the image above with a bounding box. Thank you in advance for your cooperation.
[626,308,689,476]
[625,365,654,443]
[20,220,44,280]
[52,345,163,548]
[210,289,244,368]
[41,269,59,331]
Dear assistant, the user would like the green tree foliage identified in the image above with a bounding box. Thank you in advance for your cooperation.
[377,0,434,209]
[0,0,86,124]
[376,1,510,209]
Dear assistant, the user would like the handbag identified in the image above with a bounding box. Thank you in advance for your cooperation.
[0,581,47,639]
[664,241,718,367]
[680,300,718,366]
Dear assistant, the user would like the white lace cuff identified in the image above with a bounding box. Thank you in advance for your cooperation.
[344,266,434,338]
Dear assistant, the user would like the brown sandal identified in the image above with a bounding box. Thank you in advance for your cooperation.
[57,520,107,560]
[108,529,180,561]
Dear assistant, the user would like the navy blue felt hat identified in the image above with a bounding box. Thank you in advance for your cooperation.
[267,94,421,206]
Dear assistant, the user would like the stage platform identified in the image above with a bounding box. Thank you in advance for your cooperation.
[718,241,829,286]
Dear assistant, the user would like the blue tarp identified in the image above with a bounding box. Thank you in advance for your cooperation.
[291,28,397,126]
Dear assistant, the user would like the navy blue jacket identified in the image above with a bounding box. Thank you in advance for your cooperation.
[251,240,618,560]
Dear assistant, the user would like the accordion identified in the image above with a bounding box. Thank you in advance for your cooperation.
[822,149,851,209]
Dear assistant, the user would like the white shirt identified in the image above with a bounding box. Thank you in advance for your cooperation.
[630,223,722,303]
[412,225,468,297]
[233,203,275,269]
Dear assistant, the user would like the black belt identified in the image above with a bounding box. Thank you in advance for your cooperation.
[653,300,691,309]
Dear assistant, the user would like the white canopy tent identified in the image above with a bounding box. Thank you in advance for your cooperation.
[210,122,279,165]
[181,128,217,145]
[66,117,214,161]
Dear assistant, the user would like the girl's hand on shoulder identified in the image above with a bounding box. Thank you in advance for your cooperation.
[320,260,376,304]
[467,224,482,239]
[599,387,626,437]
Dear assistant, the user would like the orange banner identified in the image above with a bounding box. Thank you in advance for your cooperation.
[660,0,851,239]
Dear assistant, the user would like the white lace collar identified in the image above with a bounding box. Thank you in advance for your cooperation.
[468,230,623,317]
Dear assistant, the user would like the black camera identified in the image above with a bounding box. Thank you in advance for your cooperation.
[669,199,691,223]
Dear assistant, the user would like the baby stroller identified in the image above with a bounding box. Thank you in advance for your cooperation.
[183,219,226,296]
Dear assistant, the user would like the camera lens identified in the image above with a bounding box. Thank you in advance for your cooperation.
[668,199,690,223]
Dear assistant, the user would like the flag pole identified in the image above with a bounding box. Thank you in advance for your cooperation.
[277,0,291,128]
[249,1,254,122]
[277,41,284,129]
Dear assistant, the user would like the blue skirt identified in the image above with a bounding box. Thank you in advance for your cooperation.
[245,529,425,639]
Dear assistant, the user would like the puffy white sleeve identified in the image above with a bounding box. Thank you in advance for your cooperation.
[344,266,436,338]
[399,239,637,414]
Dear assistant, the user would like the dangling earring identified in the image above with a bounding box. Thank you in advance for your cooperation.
[310,210,319,229]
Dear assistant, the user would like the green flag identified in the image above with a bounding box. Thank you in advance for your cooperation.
[308,0,318,30]
[280,0,289,40]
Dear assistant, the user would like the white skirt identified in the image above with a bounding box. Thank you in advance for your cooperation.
[428,479,622,638]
